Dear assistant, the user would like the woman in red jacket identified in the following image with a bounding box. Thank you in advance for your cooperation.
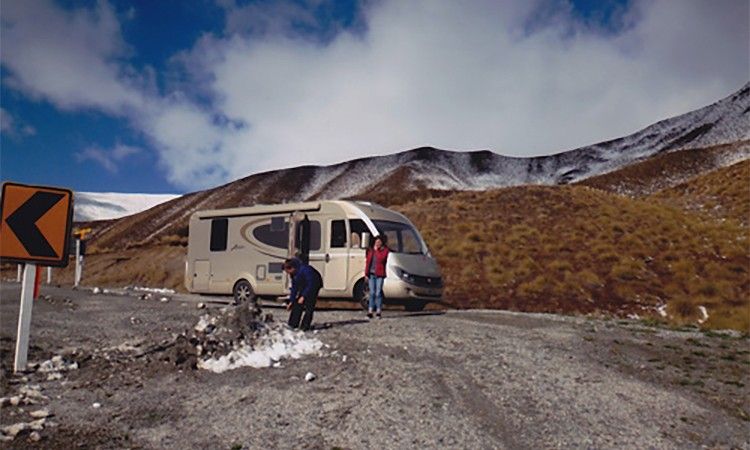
[365,235,389,319]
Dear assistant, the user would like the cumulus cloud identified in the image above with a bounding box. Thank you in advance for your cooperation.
[75,143,141,173]
[1,0,748,190]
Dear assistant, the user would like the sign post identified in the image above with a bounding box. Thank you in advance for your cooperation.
[14,263,37,372]
[1,182,73,373]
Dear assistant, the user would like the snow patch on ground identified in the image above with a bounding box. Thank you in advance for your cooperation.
[198,326,324,373]
[697,306,709,324]
[130,286,176,294]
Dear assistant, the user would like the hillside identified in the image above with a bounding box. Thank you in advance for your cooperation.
[74,192,180,221]
[396,185,749,330]
[577,141,750,197]
[652,159,750,226]
[81,83,749,252]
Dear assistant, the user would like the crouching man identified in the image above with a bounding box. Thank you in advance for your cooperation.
[283,258,323,331]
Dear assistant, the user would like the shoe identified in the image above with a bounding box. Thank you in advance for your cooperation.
[366,312,373,319]
[376,312,382,319]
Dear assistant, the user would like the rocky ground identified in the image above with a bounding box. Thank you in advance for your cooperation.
[0,283,748,449]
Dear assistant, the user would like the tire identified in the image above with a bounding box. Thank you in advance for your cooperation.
[353,279,369,310]
[232,279,255,305]
[405,301,426,312]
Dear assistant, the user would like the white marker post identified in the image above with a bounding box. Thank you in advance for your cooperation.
[47,266,52,284]
[14,263,37,373]
[74,239,82,287]
[16,265,22,282]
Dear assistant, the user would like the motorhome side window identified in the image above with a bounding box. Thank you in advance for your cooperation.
[330,220,347,248]
[295,220,322,251]
[253,217,289,248]
[349,219,369,248]
[210,218,228,252]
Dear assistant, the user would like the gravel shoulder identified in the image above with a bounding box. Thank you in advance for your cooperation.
[1,283,748,449]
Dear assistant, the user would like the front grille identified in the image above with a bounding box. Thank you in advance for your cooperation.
[407,274,443,288]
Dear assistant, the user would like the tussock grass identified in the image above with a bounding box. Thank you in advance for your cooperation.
[653,159,750,226]
[397,184,749,331]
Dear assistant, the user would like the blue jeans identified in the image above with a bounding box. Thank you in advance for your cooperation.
[368,276,384,312]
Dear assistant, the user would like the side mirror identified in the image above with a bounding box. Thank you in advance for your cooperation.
[361,232,371,249]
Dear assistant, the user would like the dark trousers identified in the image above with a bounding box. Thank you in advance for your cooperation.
[288,291,319,331]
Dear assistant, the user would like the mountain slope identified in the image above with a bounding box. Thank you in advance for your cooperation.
[84,83,749,251]
[577,140,750,197]
[396,185,749,330]
[74,192,180,221]
[652,159,750,226]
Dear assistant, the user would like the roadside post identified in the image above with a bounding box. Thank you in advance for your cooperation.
[0,182,73,373]
[47,266,52,284]
[33,264,43,299]
[72,228,90,288]
[16,264,22,282]
[74,239,81,287]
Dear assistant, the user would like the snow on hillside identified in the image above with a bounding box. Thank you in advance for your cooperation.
[85,83,750,248]
[74,192,180,222]
[292,82,750,198]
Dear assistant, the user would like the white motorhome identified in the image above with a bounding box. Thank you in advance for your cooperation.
[185,201,443,310]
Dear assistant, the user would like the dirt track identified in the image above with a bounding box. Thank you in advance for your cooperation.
[1,283,748,449]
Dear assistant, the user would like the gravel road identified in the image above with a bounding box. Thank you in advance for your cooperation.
[1,283,748,449]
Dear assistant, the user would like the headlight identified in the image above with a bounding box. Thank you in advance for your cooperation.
[394,266,416,283]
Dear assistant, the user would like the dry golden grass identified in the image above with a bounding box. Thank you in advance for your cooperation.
[397,184,750,331]
[652,159,750,226]
[47,245,187,292]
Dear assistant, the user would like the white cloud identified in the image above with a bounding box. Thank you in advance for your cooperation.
[1,0,748,190]
[76,143,141,173]
[0,107,36,138]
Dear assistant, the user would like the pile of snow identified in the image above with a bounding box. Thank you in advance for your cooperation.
[74,192,179,222]
[166,299,324,372]
[198,326,323,373]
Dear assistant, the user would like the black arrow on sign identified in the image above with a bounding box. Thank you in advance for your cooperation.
[6,191,65,258]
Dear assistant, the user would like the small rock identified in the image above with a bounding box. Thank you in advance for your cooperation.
[305,372,316,382]
[9,396,21,406]
[92,402,101,409]
[29,419,45,430]
[342,355,348,363]
[29,409,51,419]
[29,431,41,442]
[2,422,28,437]
[92,287,101,294]
[197,302,206,309]
[160,297,169,303]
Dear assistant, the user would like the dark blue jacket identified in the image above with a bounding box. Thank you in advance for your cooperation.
[289,263,322,302]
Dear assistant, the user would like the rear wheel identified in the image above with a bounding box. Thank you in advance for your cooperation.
[233,279,255,305]
[353,279,369,310]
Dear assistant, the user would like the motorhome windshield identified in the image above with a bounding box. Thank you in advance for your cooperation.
[372,220,425,254]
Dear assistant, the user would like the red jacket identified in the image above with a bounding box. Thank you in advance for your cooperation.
[365,246,389,278]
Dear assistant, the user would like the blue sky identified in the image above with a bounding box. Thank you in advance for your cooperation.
[1,0,748,194]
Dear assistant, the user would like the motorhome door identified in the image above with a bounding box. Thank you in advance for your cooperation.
[323,219,349,291]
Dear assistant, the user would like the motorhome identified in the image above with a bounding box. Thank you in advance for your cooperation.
[185,201,443,310]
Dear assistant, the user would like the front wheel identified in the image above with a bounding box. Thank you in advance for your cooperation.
[233,279,255,305]
[353,279,370,310]
[405,301,426,312]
